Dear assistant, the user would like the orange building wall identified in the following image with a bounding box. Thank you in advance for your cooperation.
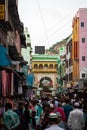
[72,17,79,83]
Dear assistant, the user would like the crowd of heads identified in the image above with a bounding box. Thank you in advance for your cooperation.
[0,93,86,130]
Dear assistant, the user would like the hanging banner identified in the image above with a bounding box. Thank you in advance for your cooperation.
[0,0,5,21]
[0,5,5,20]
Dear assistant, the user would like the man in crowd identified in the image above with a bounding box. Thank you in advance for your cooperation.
[3,102,20,130]
[68,102,84,130]
[63,98,73,122]
[45,113,64,130]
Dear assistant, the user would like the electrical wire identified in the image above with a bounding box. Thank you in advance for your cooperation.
[34,0,87,48]
[39,9,87,46]
[36,0,48,45]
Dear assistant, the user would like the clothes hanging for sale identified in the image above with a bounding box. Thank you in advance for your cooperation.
[2,70,7,97]
[26,73,34,87]
[6,72,11,97]
[18,84,23,95]
[11,73,14,96]
[0,44,12,67]
[14,73,19,96]
[0,71,2,96]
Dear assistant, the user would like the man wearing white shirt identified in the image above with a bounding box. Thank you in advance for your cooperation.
[45,113,64,130]
[68,102,84,130]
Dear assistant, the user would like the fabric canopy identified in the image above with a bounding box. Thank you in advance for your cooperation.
[26,73,34,87]
[0,44,12,67]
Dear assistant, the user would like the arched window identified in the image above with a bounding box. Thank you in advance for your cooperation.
[49,64,53,69]
[54,64,58,69]
[34,64,38,69]
[39,64,43,69]
[44,64,48,69]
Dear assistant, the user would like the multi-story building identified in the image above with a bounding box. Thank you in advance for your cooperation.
[32,54,58,96]
[0,0,26,98]
[21,27,32,69]
[65,35,72,88]
[0,0,23,63]
[72,8,87,86]
[57,45,66,91]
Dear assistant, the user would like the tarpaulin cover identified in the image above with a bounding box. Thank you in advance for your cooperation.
[0,44,12,67]
[26,73,34,87]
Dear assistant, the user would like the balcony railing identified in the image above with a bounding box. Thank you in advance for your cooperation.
[32,68,57,73]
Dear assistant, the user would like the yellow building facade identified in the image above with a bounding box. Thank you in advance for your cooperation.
[72,15,79,84]
[32,54,58,91]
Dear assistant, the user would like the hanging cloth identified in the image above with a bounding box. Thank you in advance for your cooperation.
[11,72,14,96]
[0,71,2,96]
[6,72,11,97]
[18,84,23,95]
[0,44,12,67]
[2,70,7,97]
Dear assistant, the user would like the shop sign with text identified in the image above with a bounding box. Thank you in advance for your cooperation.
[0,4,5,20]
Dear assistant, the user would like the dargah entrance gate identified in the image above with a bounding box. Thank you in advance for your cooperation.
[32,54,58,97]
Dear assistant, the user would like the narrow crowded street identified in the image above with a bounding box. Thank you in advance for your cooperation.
[0,94,86,130]
[0,0,87,130]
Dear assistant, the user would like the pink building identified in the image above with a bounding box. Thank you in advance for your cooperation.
[78,8,87,78]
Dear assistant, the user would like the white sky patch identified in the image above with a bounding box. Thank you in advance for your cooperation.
[18,0,87,52]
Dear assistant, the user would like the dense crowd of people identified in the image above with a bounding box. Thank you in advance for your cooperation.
[0,95,86,130]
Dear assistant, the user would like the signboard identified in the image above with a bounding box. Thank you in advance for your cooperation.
[35,46,45,54]
[0,4,5,20]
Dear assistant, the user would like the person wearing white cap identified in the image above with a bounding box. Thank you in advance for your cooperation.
[50,103,54,113]
[45,113,64,130]
[67,102,85,130]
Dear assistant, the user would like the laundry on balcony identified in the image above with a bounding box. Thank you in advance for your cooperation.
[0,44,12,67]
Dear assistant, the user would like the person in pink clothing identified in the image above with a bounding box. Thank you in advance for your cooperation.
[56,102,66,121]
[29,103,35,111]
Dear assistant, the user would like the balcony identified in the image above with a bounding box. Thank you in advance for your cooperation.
[32,68,57,73]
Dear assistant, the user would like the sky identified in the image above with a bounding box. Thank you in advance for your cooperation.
[18,0,87,52]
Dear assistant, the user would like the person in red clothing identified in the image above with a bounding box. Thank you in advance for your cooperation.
[56,102,66,121]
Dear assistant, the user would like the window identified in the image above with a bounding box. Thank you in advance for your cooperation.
[44,64,48,69]
[34,64,38,69]
[82,38,85,43]
[27,34,30,37]
[54,64,58,69]
[82,73,85,78]
[49,64,53,69]
[82,56,85,61]
[81,22,84,27]
[39,64,43,69]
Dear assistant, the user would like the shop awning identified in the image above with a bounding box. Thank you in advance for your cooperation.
[0,44,12,67]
